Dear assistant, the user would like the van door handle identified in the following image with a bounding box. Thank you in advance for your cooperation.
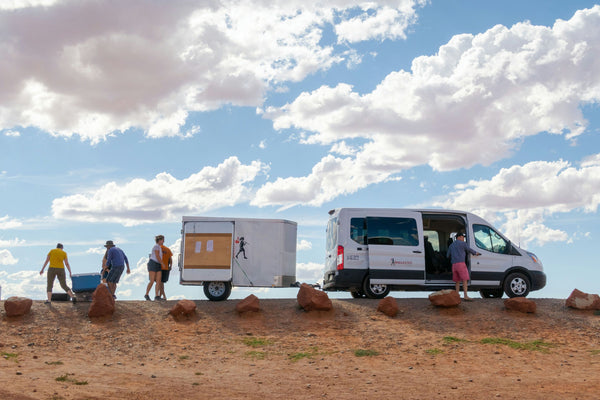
[413,250,422,254]
[357,247,363,250]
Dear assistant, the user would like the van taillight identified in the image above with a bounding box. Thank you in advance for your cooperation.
[337,245,344,270]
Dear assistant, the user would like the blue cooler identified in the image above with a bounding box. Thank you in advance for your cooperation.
[72,273,101,293]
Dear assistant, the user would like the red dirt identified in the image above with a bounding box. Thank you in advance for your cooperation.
[1,297,599,399]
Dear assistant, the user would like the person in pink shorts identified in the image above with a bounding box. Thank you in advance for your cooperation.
[447,232,481,300]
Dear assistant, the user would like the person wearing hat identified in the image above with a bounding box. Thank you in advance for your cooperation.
[104,240,130,298]
[40,243,76,304]
[446,232,481,301]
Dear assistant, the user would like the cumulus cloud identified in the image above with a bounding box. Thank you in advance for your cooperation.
[0,270,43,298]
[296,261,323,283]
[260,6,600,207]
[0,249,18,265]
[0,216,23,230]
[434,156,600,246]
[0,0,423,143]
[52,156,267,225]
[297,239,312,251]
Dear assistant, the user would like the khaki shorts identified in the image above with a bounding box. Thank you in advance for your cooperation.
[47,267,71,293]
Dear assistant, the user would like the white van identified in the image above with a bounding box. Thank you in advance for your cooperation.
[322,208,546,299]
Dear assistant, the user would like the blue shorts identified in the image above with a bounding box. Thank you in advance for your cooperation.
[147,259,162,272]
[106,265,125,283]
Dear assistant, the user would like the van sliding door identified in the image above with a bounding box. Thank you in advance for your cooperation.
[366,213,425,285]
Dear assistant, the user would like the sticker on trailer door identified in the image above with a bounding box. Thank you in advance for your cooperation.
[235,237,249,259]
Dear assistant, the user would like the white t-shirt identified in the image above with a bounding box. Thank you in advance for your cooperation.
[150,244,163,263]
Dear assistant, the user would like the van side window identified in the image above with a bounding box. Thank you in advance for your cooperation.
[366,217,419,246]
[473,224,509,254]
[350,218,366,245]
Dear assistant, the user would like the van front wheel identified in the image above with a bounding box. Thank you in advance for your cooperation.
[362,276,390,299]
[503,273,530,298]
[203,281,232,301]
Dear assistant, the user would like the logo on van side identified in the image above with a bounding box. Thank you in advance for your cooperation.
[390,258,412,266]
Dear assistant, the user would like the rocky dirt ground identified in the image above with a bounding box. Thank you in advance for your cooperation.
[1,297,600,400]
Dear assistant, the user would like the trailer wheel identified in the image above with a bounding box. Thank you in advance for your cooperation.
[362,276,390,299]
[203,281,232,301]
[480,288,504,298]
[503,272,530,298]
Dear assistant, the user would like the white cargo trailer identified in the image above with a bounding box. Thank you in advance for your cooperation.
[179,216,297,300]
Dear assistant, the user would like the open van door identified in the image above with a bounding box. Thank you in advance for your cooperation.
[365,212,425,295]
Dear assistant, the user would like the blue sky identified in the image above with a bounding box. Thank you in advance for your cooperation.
[1,0,599,301]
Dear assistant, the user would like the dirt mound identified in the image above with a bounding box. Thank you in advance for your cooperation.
[1,298,599,399]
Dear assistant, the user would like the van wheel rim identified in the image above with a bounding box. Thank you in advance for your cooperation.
[370,284,387,295]
[510,278,527,295]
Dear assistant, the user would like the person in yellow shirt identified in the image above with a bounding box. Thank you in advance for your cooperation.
[40,243,76,304]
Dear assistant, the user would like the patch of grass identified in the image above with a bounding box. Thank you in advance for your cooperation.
[353,349,379,357]
[1,352,18,362]
[195,372,204,376]
[192,382,200,386]
[245,350,267,360]
[242,337,273,348]
[590,349,600,356]
[289,351,313,362]
[426,348,444,355]
[55,373,88,385]
[179,355,190,360]
[480,338,555,353]
[443,336,468,344]
[45,361,64,365]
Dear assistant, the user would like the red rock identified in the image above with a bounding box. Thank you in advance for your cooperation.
[429,289,461,307]
[377,296,399,317]
[297,283,332,311]
[236,294,260,313]
[4,296,33,317]
[88,284,115,318]
[566,289,600,310]
[504,297,536,313]
[170,299,197,317]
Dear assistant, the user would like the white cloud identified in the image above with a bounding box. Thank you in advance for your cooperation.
[0,238,26,247]
[3,129,20,137]
[260,6,600,207]
[0,0,58,10]
[434,156,600,246]
[0,216,23,230]
[0,269,44,299]
[297,239,312,251]
[0,249,18,265]
[335,2,426,43]
[296,261,323,283]
[0,0,423,143]
[52,156,267,225]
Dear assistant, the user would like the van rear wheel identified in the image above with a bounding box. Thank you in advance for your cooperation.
[203,281,232,301]
[362,276,390,299]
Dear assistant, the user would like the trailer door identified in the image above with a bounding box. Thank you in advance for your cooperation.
[366,213,425,285]
[181,221,234,282]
